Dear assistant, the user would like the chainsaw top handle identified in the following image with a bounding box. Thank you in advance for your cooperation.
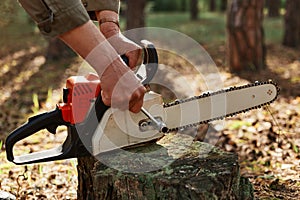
[136,40,158,85]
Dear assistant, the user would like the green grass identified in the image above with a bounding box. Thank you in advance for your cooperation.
[227,120,252,131]
[263,17,284,44]
[147,12,226,45]
[146,11,283,46]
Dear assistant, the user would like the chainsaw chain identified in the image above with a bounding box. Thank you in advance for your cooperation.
[163,80,280,133]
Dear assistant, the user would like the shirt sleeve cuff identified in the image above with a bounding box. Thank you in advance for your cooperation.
[83,0,120,13]
[82,0,120,20]
[38,1,90,37]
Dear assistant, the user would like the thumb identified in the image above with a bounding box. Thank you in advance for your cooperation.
[101,91,111,106]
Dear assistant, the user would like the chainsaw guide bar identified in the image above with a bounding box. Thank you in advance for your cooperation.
[163,80,280,132]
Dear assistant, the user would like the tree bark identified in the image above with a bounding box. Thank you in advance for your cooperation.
[190,0,199,20]
[77,134,253,199]
[209,0,216,12]
[266,0,280,17]
[126,0,146,30]
[226,0,266,71]
[125,0,146,42]
[180,0,188,12]
[220,0,228,12]
[282,0,300,48]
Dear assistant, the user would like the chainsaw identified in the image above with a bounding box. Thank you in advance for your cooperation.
[5,41,279,165]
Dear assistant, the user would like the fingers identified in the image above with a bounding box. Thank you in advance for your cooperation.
[100,59,146,113]
[125,48,143,70]
[101,90,111,107]
[102,86,146,113]
[98,32,145,112]
[128,86,146,113]
[104,33,143,69]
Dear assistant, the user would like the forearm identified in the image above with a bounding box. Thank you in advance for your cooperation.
[94,10,142,69]
[59,21,103,58]
[18,0,144,112]
[58,20,119,76]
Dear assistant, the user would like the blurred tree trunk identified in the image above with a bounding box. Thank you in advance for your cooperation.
[220,0,228,12]
[46,38,75,61]
[210,0,216,12]
[180,0,187,11]
[266,0,280,17]
[126,0,146,30]
[190,0,199,20]
[282,0,300,48]
[226,0,266,71]
[125,0,146,42]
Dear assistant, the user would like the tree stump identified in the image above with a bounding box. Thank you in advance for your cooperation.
[77,133,253,200]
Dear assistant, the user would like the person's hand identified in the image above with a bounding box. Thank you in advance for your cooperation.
[100,57,146,113]
[107,33,142,70]
[96,11,142,70]
[59,17,145,113]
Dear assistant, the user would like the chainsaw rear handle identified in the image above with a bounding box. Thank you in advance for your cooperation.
[5,108,75,164]
[5,97,108,165]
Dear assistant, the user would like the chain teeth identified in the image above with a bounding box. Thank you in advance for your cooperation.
[164,80,280,133]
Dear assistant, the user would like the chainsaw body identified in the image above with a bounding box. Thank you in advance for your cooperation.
[6,41,160,165]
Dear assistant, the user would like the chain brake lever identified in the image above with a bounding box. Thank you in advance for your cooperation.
[135,40,158,85]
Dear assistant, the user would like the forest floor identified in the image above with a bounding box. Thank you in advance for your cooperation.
[0,41,299,199]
